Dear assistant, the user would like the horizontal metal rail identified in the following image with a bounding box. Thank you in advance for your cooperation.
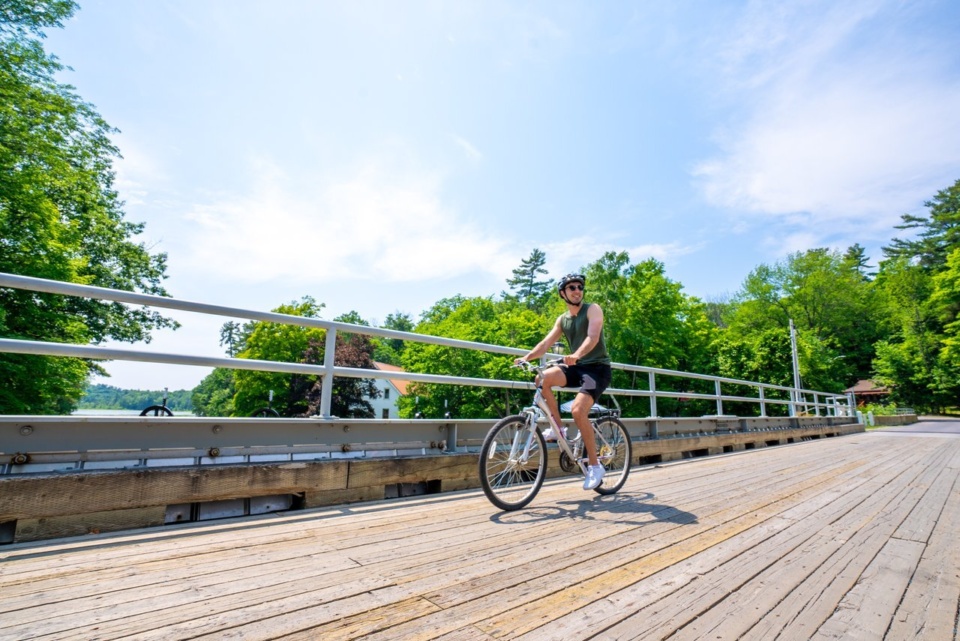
[0,272,850,419]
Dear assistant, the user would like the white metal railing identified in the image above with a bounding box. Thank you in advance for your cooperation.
[0,272,852,419]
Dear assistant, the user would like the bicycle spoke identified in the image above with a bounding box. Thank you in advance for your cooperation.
[479,415,547,510]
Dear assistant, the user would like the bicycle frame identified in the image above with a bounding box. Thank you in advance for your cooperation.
[527,385,621,475]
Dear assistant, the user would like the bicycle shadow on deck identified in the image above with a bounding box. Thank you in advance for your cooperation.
[489,490,698,528]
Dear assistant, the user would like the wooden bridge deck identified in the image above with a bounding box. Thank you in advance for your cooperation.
[2,418,959,641]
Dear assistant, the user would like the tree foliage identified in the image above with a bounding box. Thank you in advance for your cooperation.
[372,311,414,365]
[191,300,382,417]
[503,248,553,312]
[231,298,326,417]
[0,0,175,413]
[885,179,960,271]
[718,247,880,393]
[79,384,193,411]
[398,297,547,419]
[870,182,960,412]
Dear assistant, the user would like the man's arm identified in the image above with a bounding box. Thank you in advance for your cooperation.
[517,317,564,364]
[565,304,604,365]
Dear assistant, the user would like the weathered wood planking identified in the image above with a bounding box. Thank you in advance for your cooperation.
[1,422,958,641]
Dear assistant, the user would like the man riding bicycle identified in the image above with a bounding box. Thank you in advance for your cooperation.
[516,273,612,490]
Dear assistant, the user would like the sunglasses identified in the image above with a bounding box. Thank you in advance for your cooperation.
[566,284,584,291]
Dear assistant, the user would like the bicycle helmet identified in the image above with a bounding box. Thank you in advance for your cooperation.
[557,273,585,294]
[557,273,586,306]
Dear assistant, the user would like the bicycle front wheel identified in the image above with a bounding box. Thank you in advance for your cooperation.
[593,416,632,495]
[478,415,547,511]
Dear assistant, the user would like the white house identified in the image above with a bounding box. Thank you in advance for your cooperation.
[368,362,409,419]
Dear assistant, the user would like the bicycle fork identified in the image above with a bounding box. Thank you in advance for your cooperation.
[487,412,539,464]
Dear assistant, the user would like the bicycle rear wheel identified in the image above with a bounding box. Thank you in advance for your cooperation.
[593,416,631,495]
[478,415,547,510]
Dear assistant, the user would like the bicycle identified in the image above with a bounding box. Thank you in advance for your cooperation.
[140,387,174,417]
[478,360,632,510]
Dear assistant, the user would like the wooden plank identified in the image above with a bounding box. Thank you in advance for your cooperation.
[886,441,960,640]
[736,440,956,640]
[811,537,926,639]
[354,457,886,640]
[514,438,935,640]
[0,461,350,522]
[13,506,167,542]
[648,442,950,640]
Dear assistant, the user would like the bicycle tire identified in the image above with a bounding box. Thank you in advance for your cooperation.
[592,416,631,495]
[251,407,280,417]
[478,415,547,511]
[139,405,173,417]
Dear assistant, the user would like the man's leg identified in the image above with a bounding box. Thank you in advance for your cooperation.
[536,367,567,432]
[537,368,567,426]
[570,392,599,466]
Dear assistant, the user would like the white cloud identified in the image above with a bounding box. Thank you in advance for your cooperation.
[541,237,700,276]
[451,134,483,161]
[180,154,514,285]
[113,134,167,207]
[694,0,960,239]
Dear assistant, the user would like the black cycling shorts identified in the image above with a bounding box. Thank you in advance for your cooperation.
[558,363,612,402]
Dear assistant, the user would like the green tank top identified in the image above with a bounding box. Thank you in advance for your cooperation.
[560,303,610,365]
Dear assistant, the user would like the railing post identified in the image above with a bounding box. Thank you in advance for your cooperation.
[814,393,821,416]
[715,380,723,415]
[759,386,767,417]
[648,372,658,418]
[319,328,338,418]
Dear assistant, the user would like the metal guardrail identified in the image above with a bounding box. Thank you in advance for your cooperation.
[0,272,851,421]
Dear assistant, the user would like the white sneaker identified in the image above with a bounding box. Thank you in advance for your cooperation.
[583,464,605,490]
[542,426,567,442]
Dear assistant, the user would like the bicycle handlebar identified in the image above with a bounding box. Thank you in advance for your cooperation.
[513,358,563,373]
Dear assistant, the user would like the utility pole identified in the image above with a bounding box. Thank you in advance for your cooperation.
[789,319,802,416]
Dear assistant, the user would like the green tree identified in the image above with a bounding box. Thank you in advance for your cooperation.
[373,311,414,365]
[885,179,960,271]
[721,248,880,390]
[191,368,236,417]
[232,298,326,417]
[0,0,175,413]
[870,179,960,413]
[399,297,547,419]
[871,256,955,412]
[578,252,720,416]
[930,247,960,367]
[503,248,553,311]
[843,243,874,280]
[218,321,245,357]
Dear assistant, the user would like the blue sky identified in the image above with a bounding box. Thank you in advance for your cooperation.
[42,0,960,391]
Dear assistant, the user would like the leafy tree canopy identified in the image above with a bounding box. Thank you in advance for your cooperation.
[399,297,547,419]
[373,310,414,365]
[231,297,325,417]
[503,248,553,312]
[79,383,193,411]
[885,178,960,271]
[0,0,175,414]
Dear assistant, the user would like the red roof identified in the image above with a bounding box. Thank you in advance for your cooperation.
[844,379,890,395]
[373,362,411,396]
